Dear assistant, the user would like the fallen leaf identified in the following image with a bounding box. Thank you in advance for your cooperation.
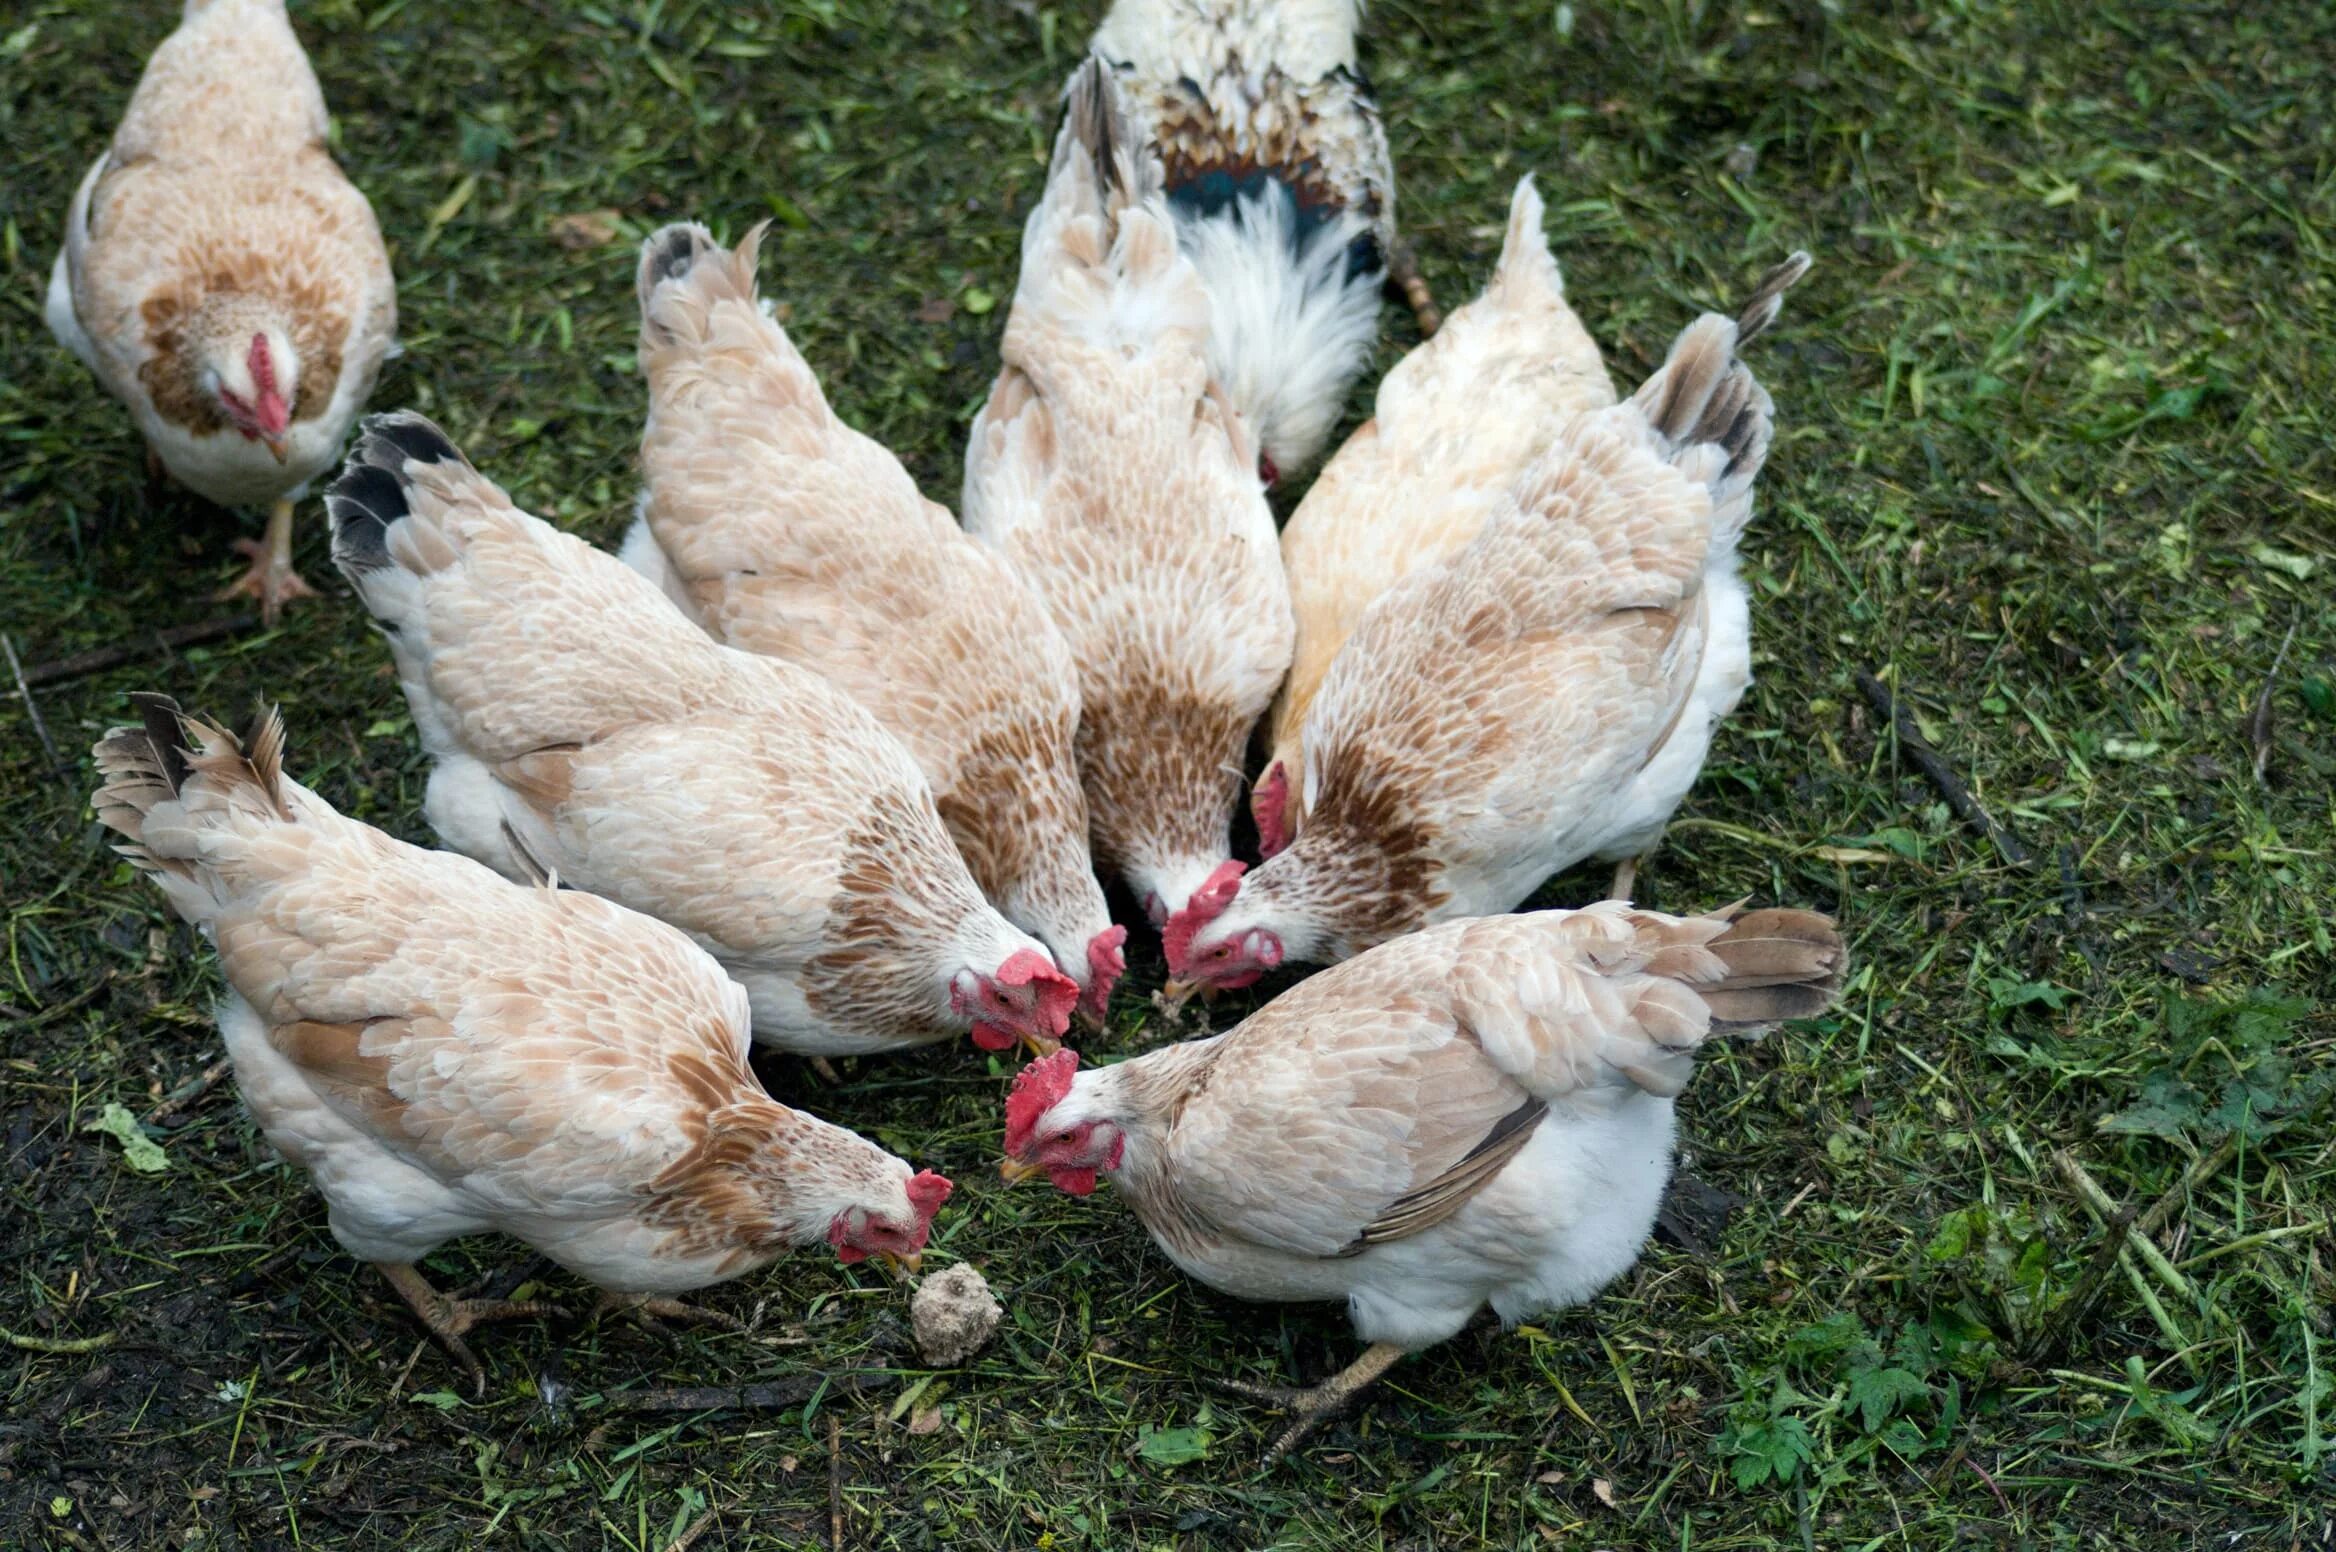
[914,296,956,324]
[1592,1478,1617,1510]
[1810,846,1899,865]
[548,209,623,250]
[906,1405,944,1436]
[1535,1469,1566,1485]
[1135,1424,1211,1467]
[82,1104,168,1173]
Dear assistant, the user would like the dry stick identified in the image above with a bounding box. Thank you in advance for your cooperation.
[146,1056,234,1124]
[2025,1140,2235,1362]
[1855,668,2033,869]
[2249,617,2299,785]
[827,1412,845,1552]
[4,633,64,771]
[17,614,256,690]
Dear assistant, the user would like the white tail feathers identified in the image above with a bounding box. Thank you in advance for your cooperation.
[1488,174,1564,306]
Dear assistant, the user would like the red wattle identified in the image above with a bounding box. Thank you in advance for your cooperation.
[1252,762,1290,858]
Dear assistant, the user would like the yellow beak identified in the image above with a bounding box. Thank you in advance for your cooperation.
[1159,980,1197,1011]
[873,1249,922,1280]
[262,435,290,465]
[1022,1031,1063,1060]
[998,1156,1046,1186]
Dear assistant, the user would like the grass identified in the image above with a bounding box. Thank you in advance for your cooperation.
[3,0,2333,1546]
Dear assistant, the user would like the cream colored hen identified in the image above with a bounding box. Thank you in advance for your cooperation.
[621,223,1124,1023]
[93,697,951,1393]
[964,59,1294,930]
[46,0,397,621]
[1005,901,1844,1461]
[325,413,1077,1060]
[1255,176,1614,855]
[1167,254,1813,991]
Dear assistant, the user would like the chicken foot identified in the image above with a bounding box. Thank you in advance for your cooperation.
[595,1290,750,1337]
[1385,242,1443,339]
[218,498,318,625]
[374,1261,569,1396]
[1211,1340,1408,1466]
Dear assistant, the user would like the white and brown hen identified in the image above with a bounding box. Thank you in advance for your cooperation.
[326,413,1077,1060]
[964,59,1294,931]
[621,222,1125,1023]
[1167,254,1813,992]
[47,0,397,621]
[1005,901,1844,1460]
[94,696,952,1392]
[1089,0,1424,484]
[1255,176,1614,855]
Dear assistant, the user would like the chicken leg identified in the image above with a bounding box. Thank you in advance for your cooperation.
[1211,1340,1408,1465]
[219,497,318,625]
[1386,241,1443,339]
[375,1261,568,1396]
[1608,855,1639,902]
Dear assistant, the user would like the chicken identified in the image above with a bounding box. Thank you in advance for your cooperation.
[45,0,397,622]
[1165,253,1813,992]
[1255,177,1614,856]
[1079,0,1420,486]
[1088,0,1422,484]
[1003,901,1845,1461]
[93,695,952,1392]
[324,412,1077,1060]
[964,60,1295,930]
[621,222,1124,1024]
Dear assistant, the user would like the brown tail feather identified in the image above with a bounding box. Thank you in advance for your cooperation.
[1698,906,1845,1030]
[1733,251,1813,344]
[91,695,292,871]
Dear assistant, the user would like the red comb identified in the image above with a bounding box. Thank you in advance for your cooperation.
[1003,1048,1079,1157]
[1252,762,1291,859]
[905,1169,954,1224]
[998,947,1078,1035]
[1081,925,1127,1022]
[1160,859,1247,976]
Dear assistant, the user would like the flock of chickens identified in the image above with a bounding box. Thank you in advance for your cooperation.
[56,0,1847,1463]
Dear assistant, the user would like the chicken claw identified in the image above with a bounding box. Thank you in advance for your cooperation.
[375,1261,569,1396]
[1208,1341,1409,1466]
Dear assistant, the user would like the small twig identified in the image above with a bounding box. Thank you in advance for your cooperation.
[17,975,112,1033]
[146,1056,234,1124]
[2249,618,2299,785]
[827,1412,845,1552]
[4,633,64,772]
[17,613,257,690]
[1856,668,2033,868]
[3,1326,118,1355]
[2024,1141,2234,1361]
[604,1370,893,1413]
[658,1498,729,1552]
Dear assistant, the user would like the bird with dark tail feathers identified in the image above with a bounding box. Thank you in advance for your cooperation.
[91,694,951,1395]
[1084,0,1427,487]
[325,411,1082,1062]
